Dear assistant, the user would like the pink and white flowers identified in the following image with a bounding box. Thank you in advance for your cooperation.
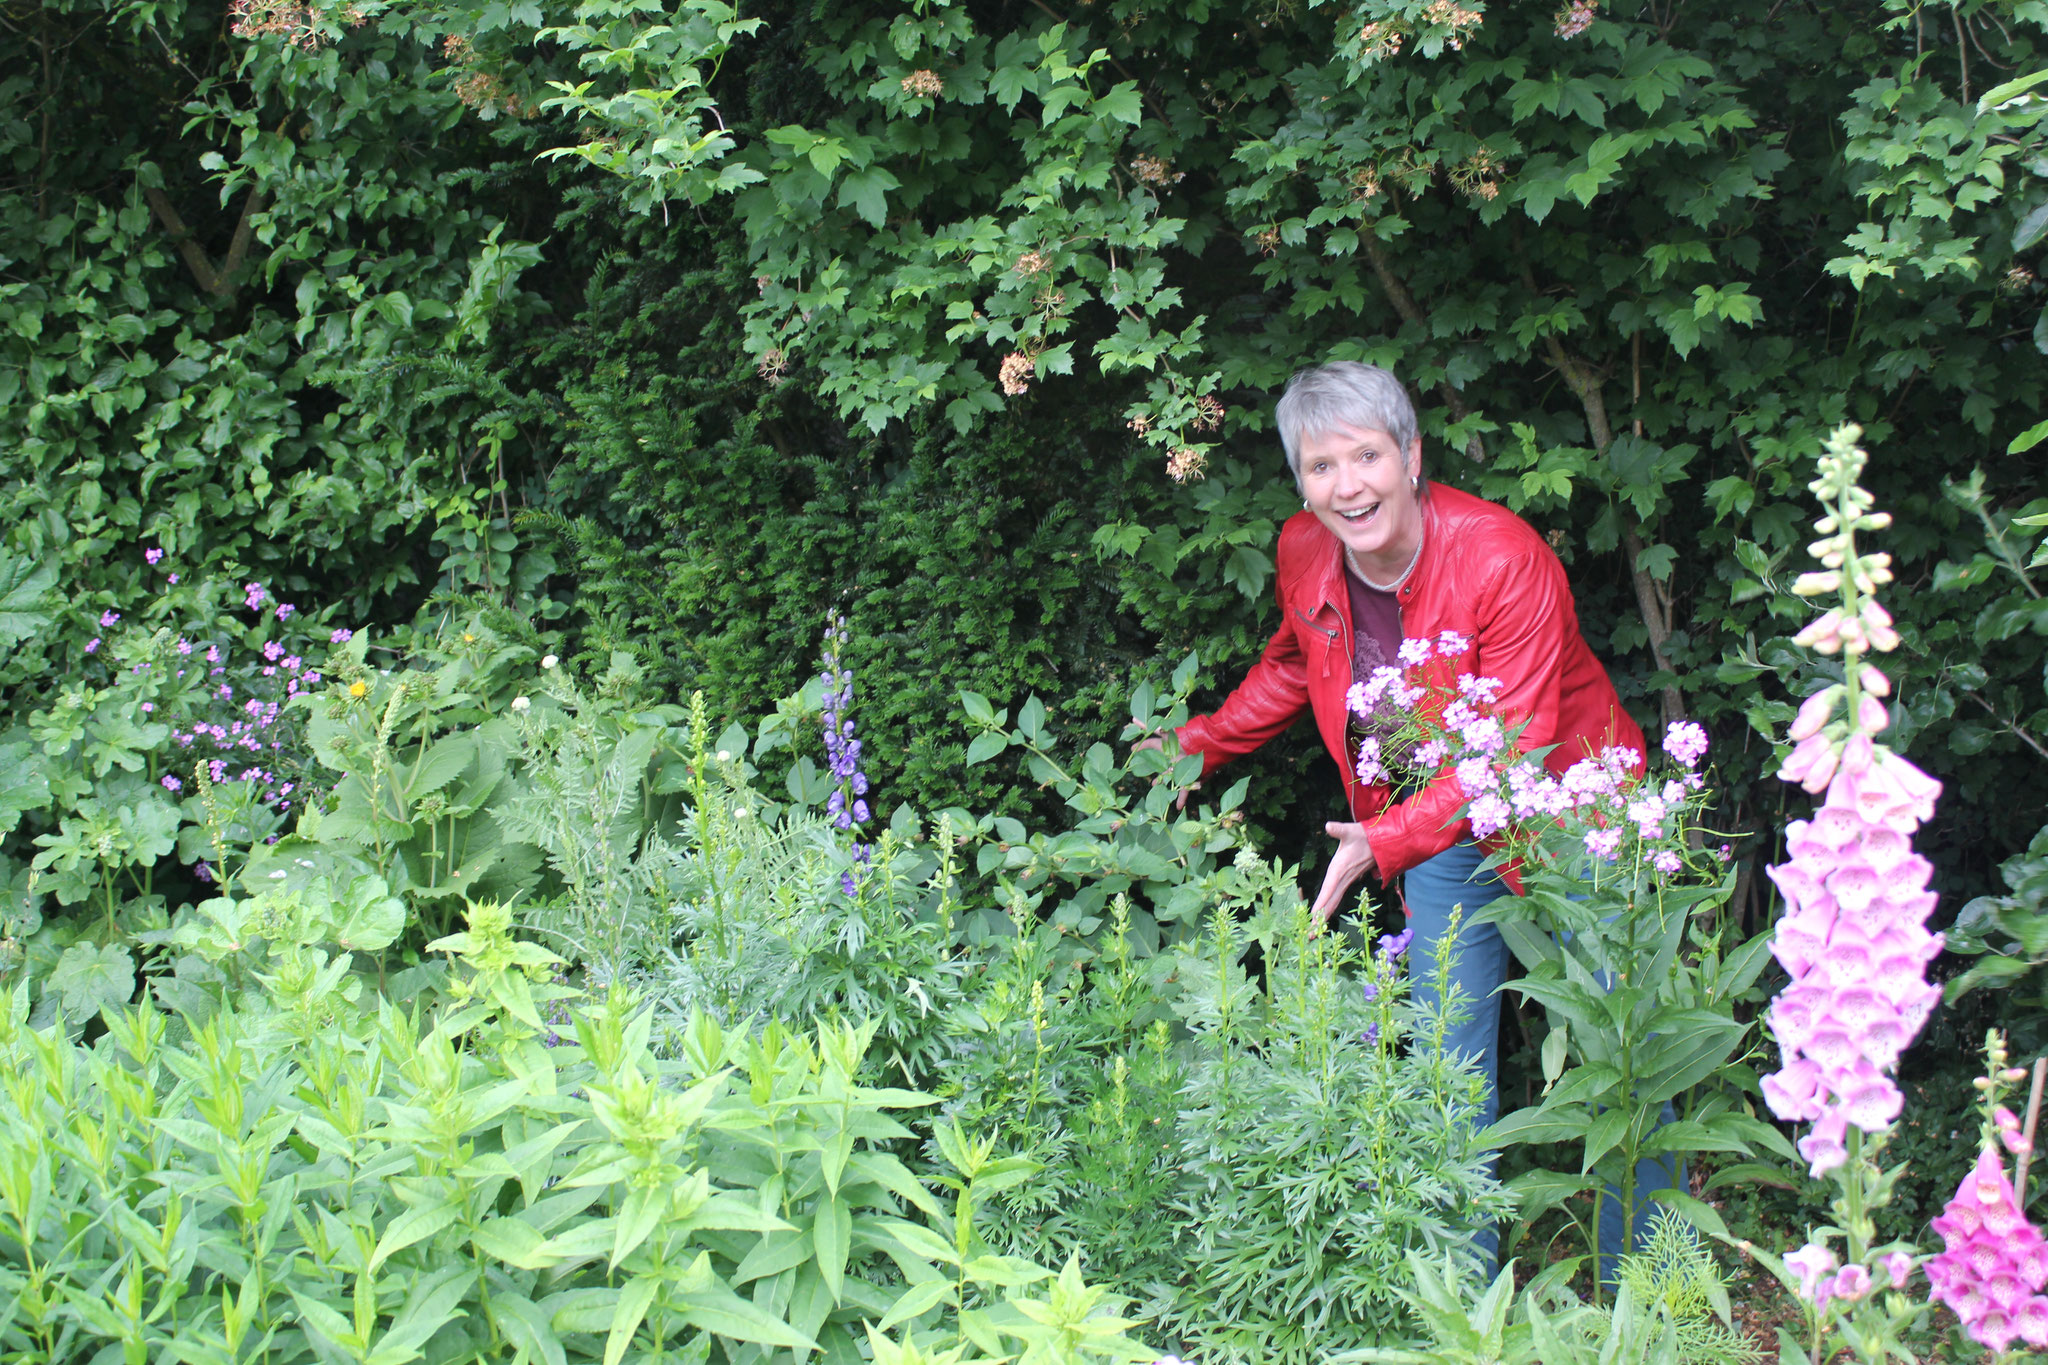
[1926,1147,2048,1354]
[1759,426,1948,1179]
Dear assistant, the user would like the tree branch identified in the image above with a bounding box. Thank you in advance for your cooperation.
[1539,330,1688,727]
[1357,230,1486,463]
[143,181,263,300]
[221,185,266,286]
[143,185,221,296]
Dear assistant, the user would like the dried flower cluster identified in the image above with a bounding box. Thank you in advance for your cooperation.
[999,351,1034,396]
[1251,225,1281,255]
[228,0,365,49]
[1554,0,1597,39]
[1450,147,1504,202]
[1191,394,1226,432]
[1165,447,1208,483]
[756,348,789,385]
[1348,167,1381,202]
[1422,0,1483,49]
[2006,264,2038,293]
[1013,250,1051,276]
[1358,20,1405,59]
[1130,155,1183,187]
[900,69,944,98]
[453,70,529,118]
[1125,412,1153,436]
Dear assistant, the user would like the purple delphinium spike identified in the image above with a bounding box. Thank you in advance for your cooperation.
[818,616,872,894]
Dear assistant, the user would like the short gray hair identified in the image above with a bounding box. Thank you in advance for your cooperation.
[1274,361,1420,483]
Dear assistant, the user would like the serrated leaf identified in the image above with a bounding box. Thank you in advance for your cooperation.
[45,942,135,1019]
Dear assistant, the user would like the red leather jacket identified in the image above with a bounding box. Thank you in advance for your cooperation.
[1176,485,1645,883]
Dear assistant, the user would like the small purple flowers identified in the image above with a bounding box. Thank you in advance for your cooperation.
[86,638,100,654]
[818,617,872,895]
[145,548,164,565]
[161,775,182,792]
[1377,928,1413,961]
[330,627,353,644]
[99,610,120,628]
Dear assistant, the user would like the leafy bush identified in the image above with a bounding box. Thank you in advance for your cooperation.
[0,894,1159,1365]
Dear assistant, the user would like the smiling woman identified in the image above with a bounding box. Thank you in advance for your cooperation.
[1165,359,1653,1253]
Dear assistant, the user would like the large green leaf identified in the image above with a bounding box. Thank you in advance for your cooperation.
[0,551,57,651]
[0,743,52,837]
[44,941,135,1019]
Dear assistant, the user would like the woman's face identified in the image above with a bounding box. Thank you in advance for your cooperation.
[1298,423,1423,575]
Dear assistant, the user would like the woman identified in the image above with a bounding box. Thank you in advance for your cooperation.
[1167,359,1657,1264]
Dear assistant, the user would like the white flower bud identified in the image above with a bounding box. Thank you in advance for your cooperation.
[541,654,558,670]
[511,696,530,712]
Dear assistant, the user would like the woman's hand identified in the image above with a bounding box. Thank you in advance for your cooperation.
[1311,821,1376,926]
[1129,734,1198,809]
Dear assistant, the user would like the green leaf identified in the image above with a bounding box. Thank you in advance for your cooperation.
[0,742,52,837]
[813,1198,850,1305]
[605,1274,659,1365]
[492,1292,567,1365]
[473,1217,557,1270]
[878,1277,955,1331]
[965,732,1009,765]
[45,942,135,1019]
[837,166,900,228]
[676,1285,821,1352]
[333,874,407,952]
[1096,82,1142,125]
[369,1201,460,1273]
[0,551,57,651]
[1504,1168,1593,1222]
[2017,201,2048,253]
[1981,67,2048,113]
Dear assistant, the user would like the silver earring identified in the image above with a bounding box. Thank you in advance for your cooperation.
[1410,476,1419,492]
[1303,499,1310,509]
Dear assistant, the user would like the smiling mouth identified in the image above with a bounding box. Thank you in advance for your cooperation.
[1339,503,1380,524]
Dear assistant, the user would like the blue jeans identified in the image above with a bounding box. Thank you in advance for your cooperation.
[1403,838,1680,1282]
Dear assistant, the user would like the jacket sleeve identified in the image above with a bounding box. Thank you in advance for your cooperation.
[1174,586,1312,779]
[1361,549,1572,880]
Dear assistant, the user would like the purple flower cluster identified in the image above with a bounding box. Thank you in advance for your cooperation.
[1927,1147,2048,1352]
[818,617,872,895]
[1760,673,1944,1176]
[151,584,336,815]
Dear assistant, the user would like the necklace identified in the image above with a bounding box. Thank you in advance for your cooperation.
[1345,527,1425,593]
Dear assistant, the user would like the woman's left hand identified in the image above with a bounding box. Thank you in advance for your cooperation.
[1311,821,1376,926]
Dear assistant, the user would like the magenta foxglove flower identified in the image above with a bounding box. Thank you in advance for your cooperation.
[1784,1242,1837,1304]
[1927,1147,2048,1354]
[1761,743,1944,1175]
